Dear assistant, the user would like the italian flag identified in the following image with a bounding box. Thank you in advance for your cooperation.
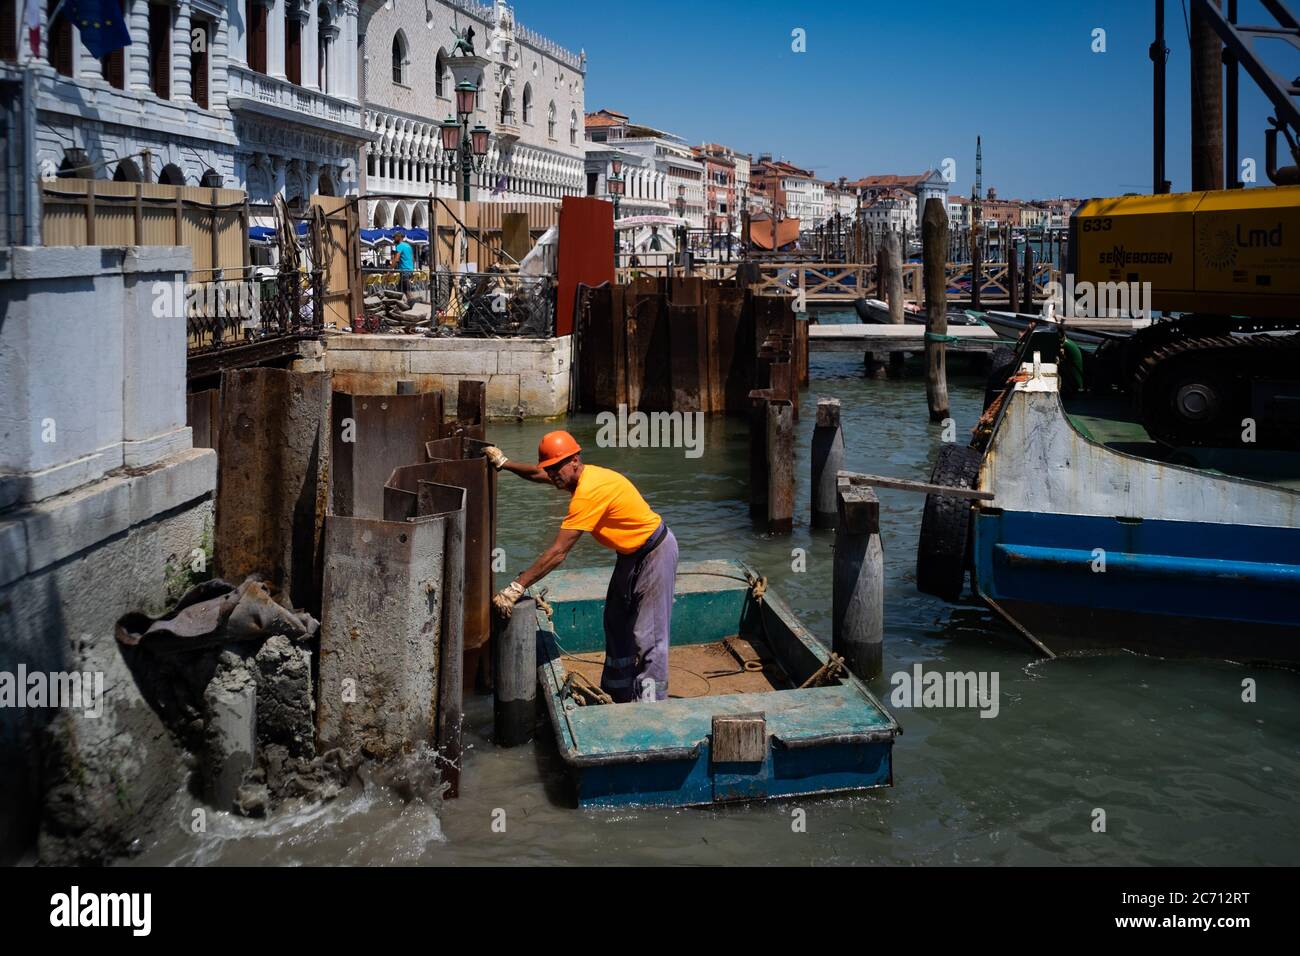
[23,0,42,58]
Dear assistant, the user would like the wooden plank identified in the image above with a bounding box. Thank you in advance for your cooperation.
[837,469,995,501]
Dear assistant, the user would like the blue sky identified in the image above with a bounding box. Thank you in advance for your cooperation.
[521,0,1295,199]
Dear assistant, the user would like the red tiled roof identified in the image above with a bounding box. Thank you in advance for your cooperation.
[847,173,926,189]
[585,110,629,127]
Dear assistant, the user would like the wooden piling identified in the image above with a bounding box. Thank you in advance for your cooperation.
[971,225,983,310]
[766,400,794,534]
[832,480,883,680]
[1022,242,1035,311]
[884,230,904,324]
[493,596,537,747]
[1008,238,1021,314]
[810,398,845,529]
[1190,0,1225,191]
[922,198,950,423]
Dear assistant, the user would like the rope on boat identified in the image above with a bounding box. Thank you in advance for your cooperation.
[799,652,847,689]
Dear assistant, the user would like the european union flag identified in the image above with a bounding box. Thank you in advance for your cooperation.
[63,0,132,59]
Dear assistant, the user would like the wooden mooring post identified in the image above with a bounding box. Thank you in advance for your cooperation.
[810,398,844,529]
[832,479,883,680]
[922,198,950,423]
[766,399,795,534]
[1007,238,1021,314]
[494,596,537,747]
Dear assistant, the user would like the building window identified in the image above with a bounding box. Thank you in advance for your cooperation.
[200,168,222,187]
[159,163,186,185]
[246,0,267,73]
[547,101,555,139]
[570,110,576,145]
[522,83,532,124]
[286,15,301,85]
[391,31,407,84]
[0,0,16,62]
[499,87,511,124]
[102,0,128,88]
[47,0,72,76]
[191,17,210,107]
[435,49,446,97]
[317,5,332,93]
[148,2,172,99]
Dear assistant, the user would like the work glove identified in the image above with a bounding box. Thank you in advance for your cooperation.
[483,445,509,471]
[492,580,526,618]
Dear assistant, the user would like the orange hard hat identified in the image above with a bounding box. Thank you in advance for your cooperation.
[537,430,581,468]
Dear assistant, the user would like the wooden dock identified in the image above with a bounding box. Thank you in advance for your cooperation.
[808,323,1001,353]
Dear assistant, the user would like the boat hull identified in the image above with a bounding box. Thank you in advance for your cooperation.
[536,559,900,808]
[972,360,1300,665]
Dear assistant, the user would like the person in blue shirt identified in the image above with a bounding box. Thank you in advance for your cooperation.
[390,230,415,304]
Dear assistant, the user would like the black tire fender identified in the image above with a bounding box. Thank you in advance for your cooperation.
[916,444,983,602]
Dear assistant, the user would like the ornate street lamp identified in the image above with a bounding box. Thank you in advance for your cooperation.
[440,95,489,201]
[607,166,625,268]
[444,36,491,202]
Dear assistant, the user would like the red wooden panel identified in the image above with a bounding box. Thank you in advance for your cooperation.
[556,196,614,338]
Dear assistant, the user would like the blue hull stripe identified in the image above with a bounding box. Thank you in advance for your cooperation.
[976,511,1300,628]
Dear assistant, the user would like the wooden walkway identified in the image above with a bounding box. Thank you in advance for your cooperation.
[808,323,1002,353]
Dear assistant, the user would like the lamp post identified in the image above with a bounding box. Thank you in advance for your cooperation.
[608,158,624,269]
[675,191,687,269]
[440,80,490,202]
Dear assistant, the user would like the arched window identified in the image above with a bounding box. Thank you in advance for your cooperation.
[114,158,143,182]
[317,4,334,93]
[435,49,446,98]
[569,110,577,145]
[522,83,532,124]
[391,31,408,85]
[200,168,223,187]
[58,149,93,178]
[317,168,335,196]
[499,88,512,124]
[159,163,187,186]
[475,72,483,111]
[547,101,556,139]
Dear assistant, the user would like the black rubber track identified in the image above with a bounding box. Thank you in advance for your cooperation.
[983,345,1019,410]
[916,444,983,602]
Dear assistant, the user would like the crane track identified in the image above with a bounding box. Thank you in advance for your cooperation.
[1133,327,1300,448]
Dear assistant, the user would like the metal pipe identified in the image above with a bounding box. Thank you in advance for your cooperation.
[1226,0,1241,187]
[1152,0,1171,193]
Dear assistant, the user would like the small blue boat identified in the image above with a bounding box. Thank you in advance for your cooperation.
[532,559,901,808]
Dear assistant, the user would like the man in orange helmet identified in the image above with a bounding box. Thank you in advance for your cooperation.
[485,431,677,703]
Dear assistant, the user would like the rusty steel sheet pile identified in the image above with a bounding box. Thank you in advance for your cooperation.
[215,369,332,617]
[331,390,445,519]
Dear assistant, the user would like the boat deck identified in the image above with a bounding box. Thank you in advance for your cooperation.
[559,637,794,700]
[1064,394,1300,490]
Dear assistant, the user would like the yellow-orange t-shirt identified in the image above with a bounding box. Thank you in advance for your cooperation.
[560,464,661,554]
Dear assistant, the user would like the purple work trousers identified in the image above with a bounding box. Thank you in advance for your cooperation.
[601,524,678,703]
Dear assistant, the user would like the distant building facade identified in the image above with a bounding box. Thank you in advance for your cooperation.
[360,0,586,229]
[584,108,705,228]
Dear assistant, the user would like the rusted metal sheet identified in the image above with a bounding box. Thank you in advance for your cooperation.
[186,388,222,453]
[448,379,486,440]
[215,369,331,616]
[719,286,752,414]
[668,303,702,413]
[418,481,465,797]
[386,437,496,689]
[331,390,444,519]
[317,497,457,766]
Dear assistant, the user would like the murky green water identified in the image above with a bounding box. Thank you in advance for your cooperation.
[129,315,1300,866]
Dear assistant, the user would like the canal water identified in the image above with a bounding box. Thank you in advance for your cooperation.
[128,315,1300,866]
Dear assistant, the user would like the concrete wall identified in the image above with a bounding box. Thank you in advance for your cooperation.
[0,245,217,864]
[318,334,571,418]
[0,246,194,508]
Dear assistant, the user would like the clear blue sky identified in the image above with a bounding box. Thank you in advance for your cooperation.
[521,0,1295,199]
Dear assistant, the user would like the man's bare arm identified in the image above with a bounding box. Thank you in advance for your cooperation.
[517,528,582,589]
[499,458,550,484]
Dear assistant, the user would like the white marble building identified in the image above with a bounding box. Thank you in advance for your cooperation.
[9,0,367,211]
[360,0,586,229]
